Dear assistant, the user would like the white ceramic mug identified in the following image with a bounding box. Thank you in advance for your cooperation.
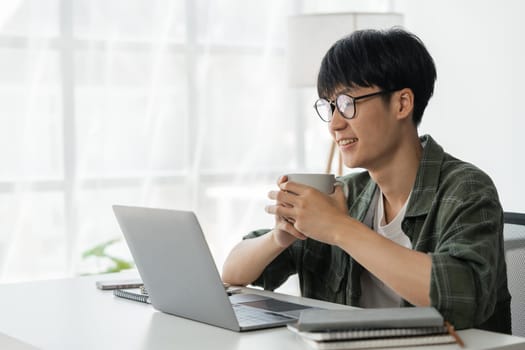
[286,173,339,194]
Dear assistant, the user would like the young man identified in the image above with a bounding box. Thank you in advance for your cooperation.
[222,28,511,333]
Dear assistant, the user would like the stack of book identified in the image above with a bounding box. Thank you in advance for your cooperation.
[287,307,464,349]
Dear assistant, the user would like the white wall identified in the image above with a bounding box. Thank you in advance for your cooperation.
[394,0,525,212]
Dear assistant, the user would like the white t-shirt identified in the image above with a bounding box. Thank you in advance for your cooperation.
[359,189,412,308]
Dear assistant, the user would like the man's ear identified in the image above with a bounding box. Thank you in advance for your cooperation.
[395,88,414,121]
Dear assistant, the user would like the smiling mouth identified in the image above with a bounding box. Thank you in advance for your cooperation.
[338,138,358,146]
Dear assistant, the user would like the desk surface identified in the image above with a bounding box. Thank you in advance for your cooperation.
[0,272,524,350]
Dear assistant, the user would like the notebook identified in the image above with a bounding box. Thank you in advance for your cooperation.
[287,307,462,349]
[295,307,444,332]
[287,323,449,341]
[113,288,150,304]
[112,205,317,332]
[295,334,457,349]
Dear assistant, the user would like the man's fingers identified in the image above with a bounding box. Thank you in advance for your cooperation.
[268,190,296,205]
[283,216,295,224]
[332,183,345,198]
[276,220,306,240]
[277,175,288,186]
[330,184,349,212]
[279,181,311,195]
[265,204,293,217]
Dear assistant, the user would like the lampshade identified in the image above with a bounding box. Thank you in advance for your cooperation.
[287,13,404,87]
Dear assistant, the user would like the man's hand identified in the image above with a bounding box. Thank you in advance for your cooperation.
[270,176,307,247]
[266,179,348,245]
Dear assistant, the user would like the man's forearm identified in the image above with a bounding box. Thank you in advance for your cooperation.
[334,217,431,306]
[222,230,287,286]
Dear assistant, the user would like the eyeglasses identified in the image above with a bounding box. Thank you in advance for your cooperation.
[314,90,396,122]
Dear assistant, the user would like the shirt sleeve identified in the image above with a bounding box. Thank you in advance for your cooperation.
[242,229,302,291]
[428,190,505,329]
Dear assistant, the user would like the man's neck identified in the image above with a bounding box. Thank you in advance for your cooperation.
[369,132,423,223]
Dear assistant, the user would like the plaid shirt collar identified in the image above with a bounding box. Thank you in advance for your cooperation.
[348,134,445,221]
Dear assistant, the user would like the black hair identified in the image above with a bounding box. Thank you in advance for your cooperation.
[317,28,436,126]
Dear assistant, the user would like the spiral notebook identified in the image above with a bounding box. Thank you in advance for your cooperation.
[287,324,450,341]
[287,323,459,349]
[297,334,457,349]
[113,288,150,304]
[287,307,464,349]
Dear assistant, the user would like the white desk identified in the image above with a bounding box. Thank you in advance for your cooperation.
[0,272,524,350]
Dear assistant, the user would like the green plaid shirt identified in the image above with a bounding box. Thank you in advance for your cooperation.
[244,135,511,333]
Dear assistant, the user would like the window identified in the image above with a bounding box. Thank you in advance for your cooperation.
[0,0,306,282]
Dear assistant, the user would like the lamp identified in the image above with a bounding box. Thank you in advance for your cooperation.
[287,13,403,174]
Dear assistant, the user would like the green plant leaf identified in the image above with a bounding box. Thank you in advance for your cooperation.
[82,238,121,259]
[80,237,135,275]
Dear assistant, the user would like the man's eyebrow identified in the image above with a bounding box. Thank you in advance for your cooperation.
[327,88,354,100]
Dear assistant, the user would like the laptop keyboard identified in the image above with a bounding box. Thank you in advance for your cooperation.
[232,304,295,327]
[237,298,311,312]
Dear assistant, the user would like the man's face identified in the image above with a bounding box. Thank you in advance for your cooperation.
[328,85,402,172]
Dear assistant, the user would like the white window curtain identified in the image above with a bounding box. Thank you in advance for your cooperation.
[0,0,393,283]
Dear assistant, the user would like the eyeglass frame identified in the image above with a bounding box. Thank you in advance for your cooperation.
[314,89,398,122]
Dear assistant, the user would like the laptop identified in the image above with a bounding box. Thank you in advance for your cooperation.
[112,205,318,331]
